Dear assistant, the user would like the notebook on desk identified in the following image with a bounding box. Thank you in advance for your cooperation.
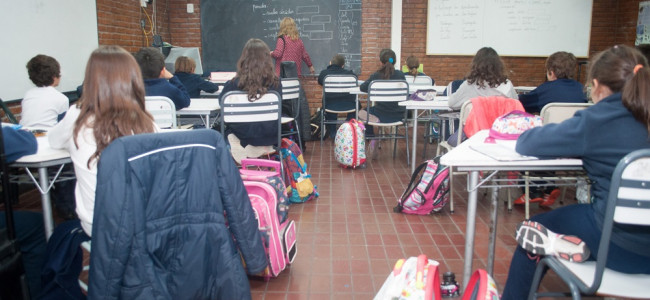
[210,72,236,83]
[470,142,539,161]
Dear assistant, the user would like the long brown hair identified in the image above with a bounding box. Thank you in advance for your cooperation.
[277,17,299,40]
[236,39,280,101]
[589,45,650,132]
[466,47,508,88]
[378,49,396,79]
[74,45,155,167]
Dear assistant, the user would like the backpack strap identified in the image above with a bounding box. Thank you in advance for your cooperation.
[399,161,430,201]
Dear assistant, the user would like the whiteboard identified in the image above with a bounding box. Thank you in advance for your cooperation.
[0,0,99,101]
[426,0,592,57]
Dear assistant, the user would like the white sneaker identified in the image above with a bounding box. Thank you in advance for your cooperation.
[516,220,590,262]
[244,144,275,159]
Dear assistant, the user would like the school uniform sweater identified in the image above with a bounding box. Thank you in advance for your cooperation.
[2,127,37,162]
[518,78,587,113]
[317,64,357,111]
[516,93,650,256]
[359,70,407,123]
[144,76,191,110]
[174,72,221,98]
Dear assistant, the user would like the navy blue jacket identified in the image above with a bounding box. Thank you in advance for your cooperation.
[516,93,650,255]
[359,70,407,123]
[144,76,191,110]
[318,65,357,111]
[3,127,37,163]
[518,79,587,113]
[220,78,282,147]
[174,72,220,98]
[88,130,266,299]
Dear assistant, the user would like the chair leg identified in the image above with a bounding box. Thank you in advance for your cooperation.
[293,120,302,151]
[528,260,547,300]
[449,167,455,213]
[393,126,398,158]
[404,123,409,165]
[320,110,325,146]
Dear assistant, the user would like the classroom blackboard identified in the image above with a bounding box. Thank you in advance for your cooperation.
[200,0,362,76]
[426,0,593,57]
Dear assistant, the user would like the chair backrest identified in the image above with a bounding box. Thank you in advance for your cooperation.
[540,102,593,125]
[281,78,301,118]
[404,75,433,86]
[145,96,177,129]
[589,149,650,293]
[323,74,358,93]
[456,100,473,145]
[367,80,409,103]
[219,90,281,144]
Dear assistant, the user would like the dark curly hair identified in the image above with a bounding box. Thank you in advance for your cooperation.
[26,54,60,87]
[134,47,165,79]
[465,47,508,88]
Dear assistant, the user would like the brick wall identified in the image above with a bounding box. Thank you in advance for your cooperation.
[3,0,643,119]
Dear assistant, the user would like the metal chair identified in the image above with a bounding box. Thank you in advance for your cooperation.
[145,96,177,129]
[219,90,283,179]
[280,78,302,150]
[528,149,650,300]
[364,80,410,163]
[320,74,358,144]
[404,74,433,86]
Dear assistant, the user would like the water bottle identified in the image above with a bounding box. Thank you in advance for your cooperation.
[440,271,460,297]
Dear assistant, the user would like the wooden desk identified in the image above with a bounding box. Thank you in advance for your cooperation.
[440,130,582,289]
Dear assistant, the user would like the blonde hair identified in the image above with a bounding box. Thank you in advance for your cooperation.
[278,17,299,40]
[174,56,196,73]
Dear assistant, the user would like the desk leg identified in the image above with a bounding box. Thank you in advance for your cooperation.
[487,186,498,276]
[411,108,419,174]
[463,170,479,290]
[37,167,54,239]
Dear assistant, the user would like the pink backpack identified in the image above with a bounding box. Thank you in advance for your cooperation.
[374,254,441,300]
[240,159,297,280]
[394,159,450,215]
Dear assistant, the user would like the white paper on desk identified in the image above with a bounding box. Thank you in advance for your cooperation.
[470,141,539,161]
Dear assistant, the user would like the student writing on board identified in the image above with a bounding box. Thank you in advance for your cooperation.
[271,17,315,77]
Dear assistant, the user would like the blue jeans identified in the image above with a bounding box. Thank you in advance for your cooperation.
[501,204,650,299]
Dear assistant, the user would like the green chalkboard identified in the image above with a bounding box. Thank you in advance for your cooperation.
[200,0,361,75]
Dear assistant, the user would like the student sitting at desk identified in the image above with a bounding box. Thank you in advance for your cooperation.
[49,45,158,238]
[404,55,434,84]
[173,56,220,98]
[20,54,69,128]
[358,48,406,140]
[134,47,191,110]
[318,54,357,139]
[447,47,517,110]
[502,45,650,299]
[518,51,587,114]
[222,38,281,164]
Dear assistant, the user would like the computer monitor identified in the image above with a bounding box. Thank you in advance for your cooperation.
[164,47,203,75]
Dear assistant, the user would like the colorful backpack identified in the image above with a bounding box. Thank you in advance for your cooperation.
[394,159,450,215]
[334,119,366,168]
[239,158,290,224]
[461,269,500,300]
[374,254,441,300]
[488,110,543,141]
[279,138,318,203]
[242,180,297,280]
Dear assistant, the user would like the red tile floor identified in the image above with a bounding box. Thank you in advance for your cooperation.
[13,129,609,299]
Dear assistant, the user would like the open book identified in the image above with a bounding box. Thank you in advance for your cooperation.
[470,141,538,161]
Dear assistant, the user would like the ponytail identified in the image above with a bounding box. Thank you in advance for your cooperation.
[622,66,650,132]
[380,60,395,79]
[378,49,396,79]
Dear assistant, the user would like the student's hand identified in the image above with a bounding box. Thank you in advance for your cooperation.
[309,66,315,74]
[162,68,174,79]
